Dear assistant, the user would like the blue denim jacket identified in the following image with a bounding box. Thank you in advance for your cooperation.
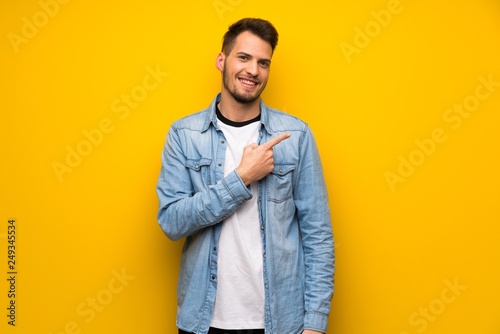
[157,94,335,334]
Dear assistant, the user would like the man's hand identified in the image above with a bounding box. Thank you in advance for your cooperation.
[302,330,324,334]
[236,133,290,186]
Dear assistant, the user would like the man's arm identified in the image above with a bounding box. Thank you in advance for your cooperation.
[294,127,335,333]
[156,126,251,240]
[156,126,290,241]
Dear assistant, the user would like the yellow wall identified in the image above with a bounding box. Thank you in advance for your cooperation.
[1,1,499,333]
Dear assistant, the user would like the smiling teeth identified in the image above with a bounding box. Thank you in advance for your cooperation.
[240,79,256,85]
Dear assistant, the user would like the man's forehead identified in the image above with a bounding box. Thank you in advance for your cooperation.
[231,31,273,57]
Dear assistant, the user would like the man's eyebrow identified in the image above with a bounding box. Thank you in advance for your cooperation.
[236,51,251,57]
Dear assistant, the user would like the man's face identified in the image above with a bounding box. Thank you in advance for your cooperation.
[218,31,273,104]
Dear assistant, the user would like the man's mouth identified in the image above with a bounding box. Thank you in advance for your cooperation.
[238,77,258,87]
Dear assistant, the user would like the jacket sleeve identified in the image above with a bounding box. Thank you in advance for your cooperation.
[156,125,252,241]
[294,126,335,332]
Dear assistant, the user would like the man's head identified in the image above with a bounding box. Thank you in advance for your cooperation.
[216,18,279,105]
[221,18,279,56]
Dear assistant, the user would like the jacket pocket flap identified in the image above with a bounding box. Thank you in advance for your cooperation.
[271,164,295,176]
[185,158,212,171]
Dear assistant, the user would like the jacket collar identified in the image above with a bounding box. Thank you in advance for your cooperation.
[202,93,272,134]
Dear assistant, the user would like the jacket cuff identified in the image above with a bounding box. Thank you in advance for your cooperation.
[304,311,329,333]
[222,170,252,205]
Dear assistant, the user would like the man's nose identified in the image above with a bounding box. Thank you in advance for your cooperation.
[245,60,259,76]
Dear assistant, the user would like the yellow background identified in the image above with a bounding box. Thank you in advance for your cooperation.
[1,0,499,333]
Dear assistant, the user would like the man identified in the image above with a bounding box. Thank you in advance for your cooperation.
[157,18,334,334]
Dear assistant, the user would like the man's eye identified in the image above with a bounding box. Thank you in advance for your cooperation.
[259,61,270,68]
[239,56,248,60]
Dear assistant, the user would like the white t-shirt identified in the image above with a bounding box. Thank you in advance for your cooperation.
[210,115,265,329]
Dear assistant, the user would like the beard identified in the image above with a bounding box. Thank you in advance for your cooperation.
[222,65,266,104]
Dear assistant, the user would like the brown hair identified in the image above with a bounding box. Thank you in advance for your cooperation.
[221,18,279,55]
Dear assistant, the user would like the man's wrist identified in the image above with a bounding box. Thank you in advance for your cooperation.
[235,166,251,186]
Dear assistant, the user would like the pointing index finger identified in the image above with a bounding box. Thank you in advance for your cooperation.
[262,133,291,149]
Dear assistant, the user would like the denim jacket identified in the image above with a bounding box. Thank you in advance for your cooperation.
[157,94,335,334]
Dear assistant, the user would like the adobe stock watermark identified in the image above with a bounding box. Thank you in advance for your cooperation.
[340,0,410,64]
[7,0,71,54]
[399,277,467,334]
[385,74,499,192]
[213,0,244,20]
[47,268,135,334]
[51,64,168,182]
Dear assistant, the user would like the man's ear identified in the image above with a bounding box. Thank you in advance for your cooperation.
[215,52,225,72]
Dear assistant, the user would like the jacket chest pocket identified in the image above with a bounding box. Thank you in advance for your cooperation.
[267,163,295,203]
[185,158,212,190]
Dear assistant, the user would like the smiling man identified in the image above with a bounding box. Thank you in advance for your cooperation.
[156,18,335,334]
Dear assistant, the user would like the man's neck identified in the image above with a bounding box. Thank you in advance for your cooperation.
[218,93,261,123]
